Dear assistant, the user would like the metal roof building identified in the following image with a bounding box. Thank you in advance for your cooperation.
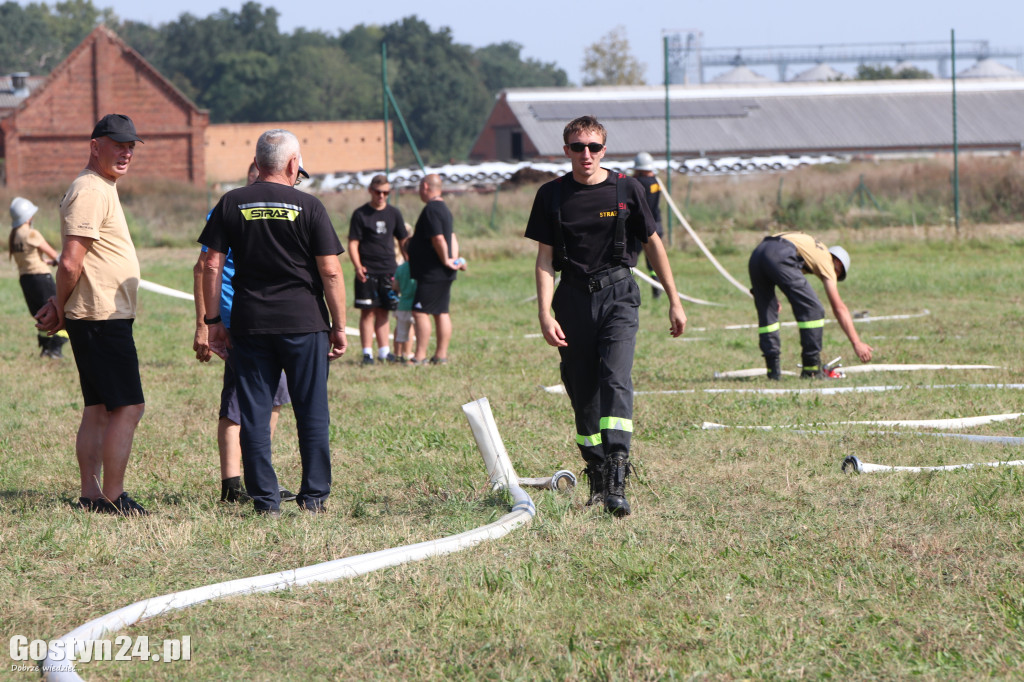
[469,79,1024,162]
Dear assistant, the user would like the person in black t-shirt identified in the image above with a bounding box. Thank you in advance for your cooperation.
[406,173,466,365]
[199,129,347,516]
[348,174,408,365]
[525,116,687,517]
[633,151,665,299]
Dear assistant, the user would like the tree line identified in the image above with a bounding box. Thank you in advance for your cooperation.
[1,0,569,163]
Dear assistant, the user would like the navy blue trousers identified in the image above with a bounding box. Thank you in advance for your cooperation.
[232,331,331,511]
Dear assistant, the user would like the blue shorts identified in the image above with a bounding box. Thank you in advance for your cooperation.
[220,352,290,424]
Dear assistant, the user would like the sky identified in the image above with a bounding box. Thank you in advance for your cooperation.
[85,0,1023,84]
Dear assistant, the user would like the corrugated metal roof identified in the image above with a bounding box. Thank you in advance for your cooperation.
[496,80,1024,158]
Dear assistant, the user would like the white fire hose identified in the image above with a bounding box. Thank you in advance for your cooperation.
[656,173,752,299]
[843,454,1024,474]
[41,398,559,681]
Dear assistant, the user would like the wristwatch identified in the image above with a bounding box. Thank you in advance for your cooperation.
[203,315,222,325]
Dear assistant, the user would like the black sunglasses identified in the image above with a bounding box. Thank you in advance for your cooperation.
[568,141,605,153]
[372,189,390,196]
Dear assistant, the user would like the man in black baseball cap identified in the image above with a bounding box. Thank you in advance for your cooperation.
[33,111,149,515]
[90,113,144,143]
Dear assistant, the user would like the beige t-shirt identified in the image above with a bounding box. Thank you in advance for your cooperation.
[776,232,837,282]
[10,225,51,276]
[60,170,139,320]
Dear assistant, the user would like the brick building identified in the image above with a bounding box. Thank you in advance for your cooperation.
[205,120,391,184]
[0,26,208,189]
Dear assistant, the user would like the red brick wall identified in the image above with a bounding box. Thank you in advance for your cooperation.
[2,27,207,190]
[469,93,539,161]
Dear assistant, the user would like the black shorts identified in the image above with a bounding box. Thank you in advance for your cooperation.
[19,273,56,316]
[412,279,453,315]
[354,274,398,311]
[220,353,290,424]
[65,318,145,409]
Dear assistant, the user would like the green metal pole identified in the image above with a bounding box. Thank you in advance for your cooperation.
[386,86,425,172]
[951,28,960,235]
[382,42,390,181]
[664,35,673,246]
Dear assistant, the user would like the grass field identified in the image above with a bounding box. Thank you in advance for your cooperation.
[3,225,1024,680]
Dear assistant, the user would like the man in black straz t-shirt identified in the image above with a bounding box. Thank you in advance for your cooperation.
[525,116,687,517]
[348,174,408,365]
[200,129,347,516]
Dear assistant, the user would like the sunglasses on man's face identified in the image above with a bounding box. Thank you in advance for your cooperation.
[372,189,390,196]
[568,141,605,153]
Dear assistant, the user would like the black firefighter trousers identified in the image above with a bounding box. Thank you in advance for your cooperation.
[748,236,826,368]
[552,270,640,467]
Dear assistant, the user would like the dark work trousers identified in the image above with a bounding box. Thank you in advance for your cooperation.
[748,236,825,367]
[552,273,641,467]
[20,273,67,351]
[232,331,331,511]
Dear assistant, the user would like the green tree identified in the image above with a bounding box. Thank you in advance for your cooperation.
[46,0,111,51]
[856,64,933,80]
[582,25,646,86]
[202,50,279,122]
[474,41,568,93]
[381,16,490,162]
[0,1,56,72]
[131,2,285,116]
[0,0,109,74]
[274,45,378,121]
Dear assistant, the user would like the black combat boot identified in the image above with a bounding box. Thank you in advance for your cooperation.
[765,354,781,381]
[583,464,605,507]
[800,353,823,379]
[44,335,68,359]
[603,451,632,517]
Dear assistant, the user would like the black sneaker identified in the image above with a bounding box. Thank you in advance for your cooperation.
[279,487,297,502]
[385,353,400,364]
[223,486,251,503]
[254,507,281,518]
[361,354,375,366]
[97,492,149,517]
[74,497,99,512]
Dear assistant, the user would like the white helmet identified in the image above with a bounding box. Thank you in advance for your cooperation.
[633,152,655,172]
[829,245,850,281]
[10,197,38,229]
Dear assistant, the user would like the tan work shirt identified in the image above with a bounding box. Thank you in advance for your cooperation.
[10,225,51,276]
[60,170,139,320]
[776,232,838,282]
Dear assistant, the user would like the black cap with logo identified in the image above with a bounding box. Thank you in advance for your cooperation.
[90,114,144,143]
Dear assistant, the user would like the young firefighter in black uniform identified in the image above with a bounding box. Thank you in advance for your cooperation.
[632,152,664,298]
[748,231,873,379]
[526,116,687,517]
